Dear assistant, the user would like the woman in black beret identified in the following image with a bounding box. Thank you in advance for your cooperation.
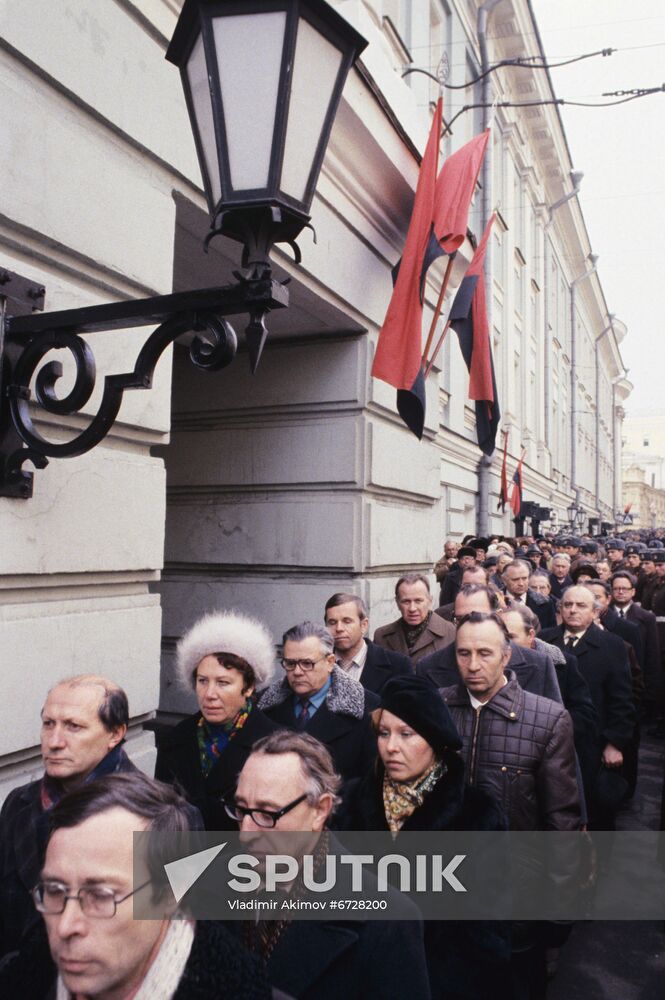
[337,674,510,1000]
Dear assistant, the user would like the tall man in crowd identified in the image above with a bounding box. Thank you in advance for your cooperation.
[373,572,455,663]
[0,675,134,958]
[611,570,662,723]
[540,586,636,828]
[417,584,562,703]
[324,592,412,694]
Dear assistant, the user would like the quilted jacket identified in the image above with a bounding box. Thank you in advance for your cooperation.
[441,671,581,831]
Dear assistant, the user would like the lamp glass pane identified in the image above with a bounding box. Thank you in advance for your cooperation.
[186,32,221,205]
[213,12,286,191]
[280,18,343,204]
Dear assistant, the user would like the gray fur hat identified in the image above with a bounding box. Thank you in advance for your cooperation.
[176,610,277,692]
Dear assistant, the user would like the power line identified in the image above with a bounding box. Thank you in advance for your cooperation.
[442,87,665,135]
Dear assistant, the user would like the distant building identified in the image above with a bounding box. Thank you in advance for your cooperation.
[622,414,665,491]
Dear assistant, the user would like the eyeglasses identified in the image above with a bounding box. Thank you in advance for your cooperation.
[224,793,308,828]
[281,656,327,672]
[32,878,151,918]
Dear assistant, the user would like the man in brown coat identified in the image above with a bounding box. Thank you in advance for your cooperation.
[373,573,455,664]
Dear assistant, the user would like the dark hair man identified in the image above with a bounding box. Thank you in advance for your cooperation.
[0,675,134,957]
[611,571,662,724]
[324,593,412,694]
[373,573,455,663]
[16,771,268,999]
[416,585,561,704]
[438,546,479,605]
[259,621,379,781]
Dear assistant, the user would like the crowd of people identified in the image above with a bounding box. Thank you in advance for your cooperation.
[1,528,663,999]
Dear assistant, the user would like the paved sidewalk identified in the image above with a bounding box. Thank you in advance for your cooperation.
[548,732,665,1000]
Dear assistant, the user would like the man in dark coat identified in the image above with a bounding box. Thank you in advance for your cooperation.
[611,570,662,718]
[259,621,379,782]
[0,675,136,960]
[548,553,573,600]
[503,560,557,629]
[540,585,636,828]
[417,585,563,704]
[4,771,270,1000]
[323,592,412,694]
[439,546,478,605]
[231,729,431,1000]
[500,603,598,801]
[373,572,455,664]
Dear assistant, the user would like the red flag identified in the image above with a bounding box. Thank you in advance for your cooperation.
[371,99,442,392]
[624,502,633,514]
[498,431,509,511]
[448,214,499,454]
[511,452,525,518]
[433,130,490,253]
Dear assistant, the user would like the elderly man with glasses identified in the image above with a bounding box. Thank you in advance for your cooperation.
[259,621,379,783]
[224,730,430,999]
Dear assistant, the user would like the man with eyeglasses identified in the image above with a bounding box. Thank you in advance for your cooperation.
[0,771,268,999]
[225,730,430,999]
[259,621,379,782]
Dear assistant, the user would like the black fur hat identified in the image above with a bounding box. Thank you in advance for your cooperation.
[378,675,463,754]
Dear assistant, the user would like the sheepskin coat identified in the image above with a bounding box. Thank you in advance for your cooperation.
[259,666,380,783]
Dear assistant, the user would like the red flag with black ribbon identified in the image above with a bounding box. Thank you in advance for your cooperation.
[371,99,442,438]
[511,451,525,518]
[448,214,500,455]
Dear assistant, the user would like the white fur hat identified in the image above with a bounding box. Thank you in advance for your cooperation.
[176,610,277,692]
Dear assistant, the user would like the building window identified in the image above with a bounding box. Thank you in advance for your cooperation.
[644,437,650,447]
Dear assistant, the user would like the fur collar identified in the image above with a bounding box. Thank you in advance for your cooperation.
[259,665,367,720]
[534,636,565,665]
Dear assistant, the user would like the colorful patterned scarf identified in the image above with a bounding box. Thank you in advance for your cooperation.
[382,759,445,832]
[401,611,433,650]
[197,699,252,777]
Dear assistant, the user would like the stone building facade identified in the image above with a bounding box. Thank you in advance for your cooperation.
[0,0,629,785]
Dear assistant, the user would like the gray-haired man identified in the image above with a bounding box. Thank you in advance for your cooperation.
[259,622,379,782]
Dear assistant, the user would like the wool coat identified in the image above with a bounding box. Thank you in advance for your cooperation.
[0,747,137,959]
[373,613,455,664]
[358,639,413,694]
[259,666,380,783]
[154,705,278,830]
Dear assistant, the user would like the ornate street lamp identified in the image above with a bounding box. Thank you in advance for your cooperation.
[0,0,367,498]
[566,500,579,529]
[167,0,365,272]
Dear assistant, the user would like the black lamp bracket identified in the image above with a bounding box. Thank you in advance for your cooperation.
[0,268,288,499]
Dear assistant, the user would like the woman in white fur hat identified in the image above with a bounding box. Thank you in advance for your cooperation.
[154,610,279,829]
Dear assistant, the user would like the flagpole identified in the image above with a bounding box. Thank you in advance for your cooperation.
[421,254,454,366]
[423,319,451,378]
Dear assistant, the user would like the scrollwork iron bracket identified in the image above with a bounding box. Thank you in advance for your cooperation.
[0,268,288,498]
